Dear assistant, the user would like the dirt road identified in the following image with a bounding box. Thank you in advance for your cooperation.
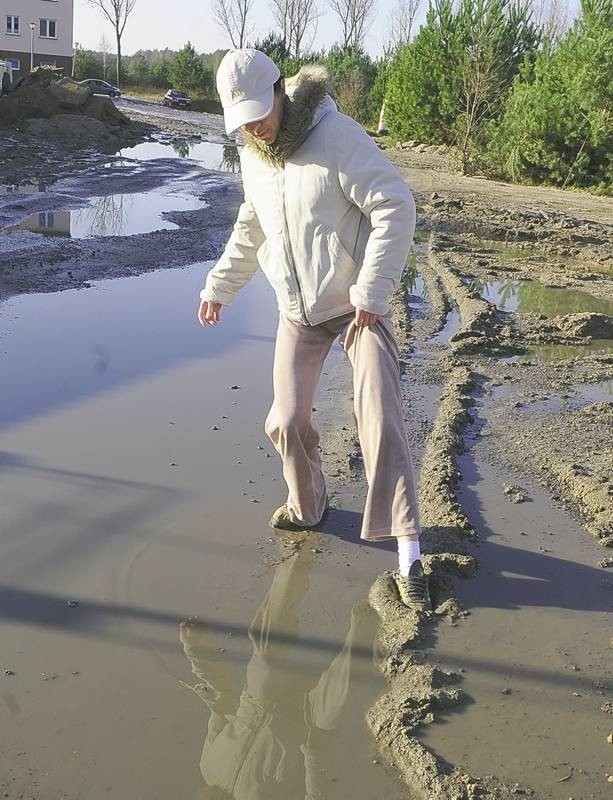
[0,112,611,799]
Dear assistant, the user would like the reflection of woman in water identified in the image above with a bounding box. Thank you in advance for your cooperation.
[179,545,374,800]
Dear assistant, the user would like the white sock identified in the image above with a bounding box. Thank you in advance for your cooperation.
[398,537,421,577]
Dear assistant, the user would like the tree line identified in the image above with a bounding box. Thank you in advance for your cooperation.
[80,0,611,194]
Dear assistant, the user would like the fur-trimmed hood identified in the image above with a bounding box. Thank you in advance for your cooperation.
[244,64,336,165]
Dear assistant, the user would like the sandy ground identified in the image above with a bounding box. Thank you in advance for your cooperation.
[0,107,612,799]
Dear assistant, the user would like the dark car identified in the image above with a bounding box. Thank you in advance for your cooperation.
[163,89,192,109]
[79,79,122,98]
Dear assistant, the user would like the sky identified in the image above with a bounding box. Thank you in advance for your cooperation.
[73,0,428,58]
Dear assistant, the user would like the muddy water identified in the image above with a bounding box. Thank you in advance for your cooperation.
[418,405,613,799]
[0,265,406,798]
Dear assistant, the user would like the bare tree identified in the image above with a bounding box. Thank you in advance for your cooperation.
[387,0,421,50]
[532,0,570,43]
[87,0,137,87]
[270,0,320,56]
[329,0,376,49]
[99,33,112,80]
[213,0,254,48]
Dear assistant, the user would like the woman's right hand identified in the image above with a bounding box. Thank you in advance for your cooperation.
[198,300,222,327]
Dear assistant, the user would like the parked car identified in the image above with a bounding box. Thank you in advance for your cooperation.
[163,89,192,109]
[79,79,122,98]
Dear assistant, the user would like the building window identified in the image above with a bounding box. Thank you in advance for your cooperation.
[8,58,21,71]
[39,19,57,38]
[38,212,55,229]
[39,59,56,68]
[6,15,20,35]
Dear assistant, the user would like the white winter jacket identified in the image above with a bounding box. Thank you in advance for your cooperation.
[201,66,416,325]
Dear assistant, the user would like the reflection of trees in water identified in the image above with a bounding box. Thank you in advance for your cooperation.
[168,141,240,172]
[402,257,418,291]
[464,277,484,295]
[219,145,240,173]
[465,277,522,310]
[402,252,428,298]
[172,140,191,158]
[78,194,131,237]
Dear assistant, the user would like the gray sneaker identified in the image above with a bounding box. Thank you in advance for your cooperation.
[269,499,329,532]
[394,559,432,612]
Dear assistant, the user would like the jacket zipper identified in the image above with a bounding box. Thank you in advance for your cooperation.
[280,164,309,324]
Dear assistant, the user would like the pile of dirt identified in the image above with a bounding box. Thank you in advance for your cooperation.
[552,311,613,338]
[0,67,147,149]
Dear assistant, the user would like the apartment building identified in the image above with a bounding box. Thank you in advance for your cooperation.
[1,0,74,77]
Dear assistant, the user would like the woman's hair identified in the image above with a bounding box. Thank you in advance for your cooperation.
[273,76,284,93]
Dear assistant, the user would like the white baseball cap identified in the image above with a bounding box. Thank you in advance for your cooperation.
[216,49,281,135]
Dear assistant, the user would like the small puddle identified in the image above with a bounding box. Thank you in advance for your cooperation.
[502,339,613,363]
[491,380,612,414]
[117,140,241,172]
[4,190,203,238]
[464,277,613,317]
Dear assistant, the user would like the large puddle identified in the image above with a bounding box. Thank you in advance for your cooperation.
[4,190,204,238]
[0,140,240,239]
[465,276,613,317]
[0,265,406,798]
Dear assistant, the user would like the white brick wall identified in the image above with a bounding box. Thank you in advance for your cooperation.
[0,0,74,63]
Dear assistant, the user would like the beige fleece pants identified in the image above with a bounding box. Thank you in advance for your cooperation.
[264,312,421,541]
